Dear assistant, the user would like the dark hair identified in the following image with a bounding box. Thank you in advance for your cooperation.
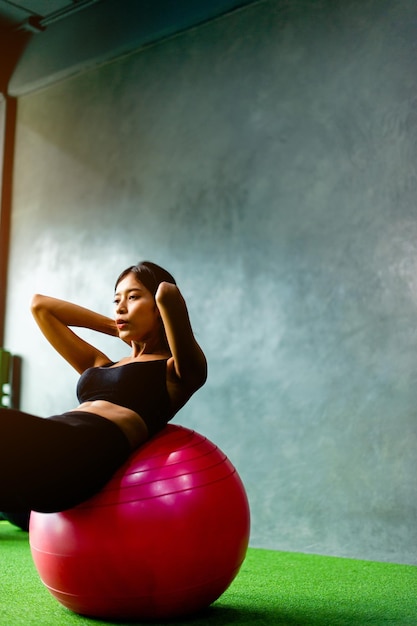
[115,261,176,295]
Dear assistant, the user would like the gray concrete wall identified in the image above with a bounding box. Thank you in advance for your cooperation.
[5,0,417,564]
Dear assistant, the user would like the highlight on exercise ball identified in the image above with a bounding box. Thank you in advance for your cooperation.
[29,425,250,621]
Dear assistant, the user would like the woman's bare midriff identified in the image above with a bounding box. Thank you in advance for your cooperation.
[69,401,149,450]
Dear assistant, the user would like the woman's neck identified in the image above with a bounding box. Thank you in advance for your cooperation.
[130,338,169,359]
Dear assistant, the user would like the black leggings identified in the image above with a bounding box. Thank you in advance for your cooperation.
[0,409,131,513]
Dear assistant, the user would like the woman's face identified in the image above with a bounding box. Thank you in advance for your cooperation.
[113,272,160,345]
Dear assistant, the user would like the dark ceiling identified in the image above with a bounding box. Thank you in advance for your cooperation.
[0,0,97,32]
[0,0,257,96]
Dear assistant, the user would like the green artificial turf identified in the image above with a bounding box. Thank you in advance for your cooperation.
[0,520,416,625]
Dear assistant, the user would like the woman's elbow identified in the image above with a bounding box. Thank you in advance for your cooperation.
[191,357,208,391]
[30,293,46,313]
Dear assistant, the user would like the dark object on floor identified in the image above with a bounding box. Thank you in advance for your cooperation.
[0,510,30,531]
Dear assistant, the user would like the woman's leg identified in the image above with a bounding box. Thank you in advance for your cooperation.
[0,408,130,512]
[0,408,58,511]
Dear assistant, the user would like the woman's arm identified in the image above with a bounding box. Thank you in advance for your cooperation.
[31,294,117,373]
[155,282,207,391]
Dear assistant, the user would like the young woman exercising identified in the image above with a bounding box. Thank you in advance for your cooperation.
[0,261,207,514]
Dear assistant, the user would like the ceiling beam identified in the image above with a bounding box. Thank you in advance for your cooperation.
[7,0,258,96]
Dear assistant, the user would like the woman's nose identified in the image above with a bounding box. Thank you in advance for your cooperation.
[116,299,127,314]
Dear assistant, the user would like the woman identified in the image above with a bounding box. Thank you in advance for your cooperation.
[0,261,207,514]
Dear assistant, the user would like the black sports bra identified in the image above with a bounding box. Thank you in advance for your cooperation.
[76,359,172,436]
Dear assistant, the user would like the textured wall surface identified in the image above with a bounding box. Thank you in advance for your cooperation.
[5,0,417,564]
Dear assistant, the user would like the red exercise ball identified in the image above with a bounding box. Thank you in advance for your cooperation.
[29,425,250,621]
